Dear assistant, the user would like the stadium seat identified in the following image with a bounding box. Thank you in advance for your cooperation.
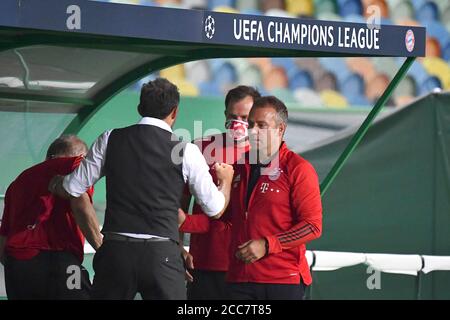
[442,40,450,61]
[184,60,211,85]
[416,1,440,23]
[285,0,314,17]
[372,57,402,79]
[208,0,235,10]
[265,8,294,18]
[314,71,338,92]
[316,11,342,21]
[212,5,239,13]
[171,78,199,96]
[320,89,349,108]
[270,88,297,102]
[425,37,442,58]
[210,60,238,85]
[263,66,289,91]
[248,57,272,74]
[261,0,285,12]
[346,57,376,83]
[288,69,314,90]
[365,72,390,103]
[343,13,365,23]
[346,93,370,106]
[339,72,365,97]
[232,60,263,88]
[198,81,222,96]
[271,57,297,72]
[406,59,429,84]
[393,75,417,98]
[389,0,415,22]
[319,57,350,83]
[425,21,450,50]
[337,0,362,18]
[421,57,450,89]
[313,0,338,15]
[160,64,185,81]
[418,75,442,95]
[293,88,323,107]
[235,0,259,12]
[181,0,207,9]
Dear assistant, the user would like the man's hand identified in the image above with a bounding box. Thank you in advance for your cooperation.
[178,208,186,228]
[181,247,194,282]
[48,175,70,199]
[235,239,267,264]
[213,163,234,184]
[210,163,234,220]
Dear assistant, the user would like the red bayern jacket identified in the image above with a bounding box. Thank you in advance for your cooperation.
[226,142,322,285]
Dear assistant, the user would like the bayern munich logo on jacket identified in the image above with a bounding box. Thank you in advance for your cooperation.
[405,29,415,52]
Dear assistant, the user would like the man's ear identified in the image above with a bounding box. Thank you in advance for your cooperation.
[171,106,178,120]
[279,122,286,136]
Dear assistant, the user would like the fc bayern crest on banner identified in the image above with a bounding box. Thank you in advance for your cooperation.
[405,29,415,52]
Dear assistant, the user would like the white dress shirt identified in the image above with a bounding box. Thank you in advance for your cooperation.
[63,117,225,239]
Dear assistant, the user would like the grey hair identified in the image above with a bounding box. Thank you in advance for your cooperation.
[46,134,88,159]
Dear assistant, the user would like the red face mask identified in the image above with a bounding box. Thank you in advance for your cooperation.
[225,119,249,142]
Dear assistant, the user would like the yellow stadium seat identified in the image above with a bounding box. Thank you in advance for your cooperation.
[421,57,450,89]
[320,89,349,108]
[160,65,185,81]
[286,0,314,17]
[171,79,199,96]
[213,6,239,13]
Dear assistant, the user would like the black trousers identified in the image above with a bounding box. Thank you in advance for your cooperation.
[91,239,186,300]
[187,270,230,300]
[228,281,306,300]
[4,251,91,300]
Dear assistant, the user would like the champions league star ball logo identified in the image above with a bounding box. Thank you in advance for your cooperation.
[204,15,215,39]
[405,29,415,52]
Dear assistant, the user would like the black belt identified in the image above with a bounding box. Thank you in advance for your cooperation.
[103,233,171,243]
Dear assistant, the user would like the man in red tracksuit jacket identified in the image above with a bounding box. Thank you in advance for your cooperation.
[226,96,322,300]
[179,85,260,300]
[0,135,102,300]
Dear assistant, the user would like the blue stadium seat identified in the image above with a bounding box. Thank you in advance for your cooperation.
[416,1,440,23]
[426,21,450,50]
[210,60,238,85]
[343,13,365,23]
[198,81,222,96]
[419,76,442,95]
[288,69,314,90]
[339,72,365,97]
[406,60,429,85]
[208,0,236,10]
[337,0,362,18]
[443,40,450,61]
[271,57,296,71]
[346,93,370,106]
[319,57,350,84]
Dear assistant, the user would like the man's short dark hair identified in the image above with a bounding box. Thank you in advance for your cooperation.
[252,96,288,124]
[225,85,261,110]
[138,78,180,119]
[46,135,88,159]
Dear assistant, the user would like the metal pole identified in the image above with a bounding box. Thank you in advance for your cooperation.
[320,57,416,196]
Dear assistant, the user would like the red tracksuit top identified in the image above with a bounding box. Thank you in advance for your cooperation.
[226,142,322,285]
[0,157,94,263]
[180,133,249,271]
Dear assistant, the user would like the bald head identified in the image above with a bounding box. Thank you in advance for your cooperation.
[46,134,88,160]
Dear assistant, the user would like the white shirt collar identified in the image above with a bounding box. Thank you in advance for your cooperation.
[138,117,173,133]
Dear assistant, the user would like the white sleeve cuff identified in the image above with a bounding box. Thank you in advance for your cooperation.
[199,190,225,217]
[63,174,86,198]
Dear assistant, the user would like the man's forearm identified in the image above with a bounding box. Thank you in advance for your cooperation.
[210,180,231,219]
[70,193,103,250]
